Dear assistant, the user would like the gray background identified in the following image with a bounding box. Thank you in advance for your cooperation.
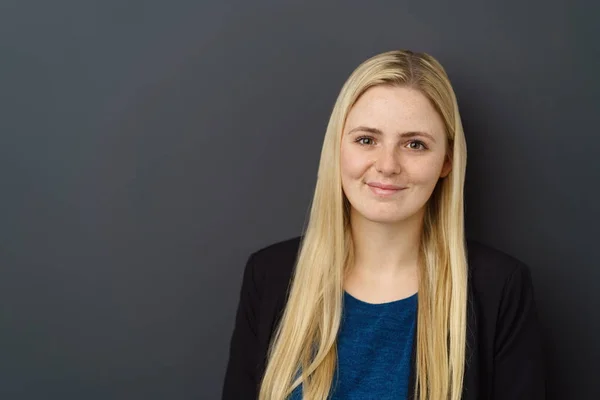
[1,0,598,399]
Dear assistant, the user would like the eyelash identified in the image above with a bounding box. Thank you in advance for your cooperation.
[354,136,428,151]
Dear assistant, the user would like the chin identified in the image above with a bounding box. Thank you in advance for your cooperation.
[369,214,412,224]
[353,207,416,224]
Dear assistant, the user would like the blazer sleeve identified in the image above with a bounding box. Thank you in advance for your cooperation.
[222,252,263,400]
[492,262,546,399]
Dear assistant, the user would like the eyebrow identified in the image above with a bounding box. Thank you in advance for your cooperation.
[347,126,437,143]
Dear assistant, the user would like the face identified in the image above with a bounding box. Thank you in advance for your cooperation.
[340,85,452,225]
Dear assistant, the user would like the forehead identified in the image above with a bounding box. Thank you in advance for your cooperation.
[344,85,445,136]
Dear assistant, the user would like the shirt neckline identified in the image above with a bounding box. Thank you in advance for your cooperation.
[343,290,418,307]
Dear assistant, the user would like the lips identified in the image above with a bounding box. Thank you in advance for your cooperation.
[366,182,407,197]
[367,182,406,190]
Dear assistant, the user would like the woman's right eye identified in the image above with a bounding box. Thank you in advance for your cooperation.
[355,136,374,146]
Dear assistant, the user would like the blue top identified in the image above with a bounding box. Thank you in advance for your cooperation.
[290,290,418,399]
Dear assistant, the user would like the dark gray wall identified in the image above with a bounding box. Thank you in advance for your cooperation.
[1,0,598,399]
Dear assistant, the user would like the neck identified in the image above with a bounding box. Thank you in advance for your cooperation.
[349,207,425,278]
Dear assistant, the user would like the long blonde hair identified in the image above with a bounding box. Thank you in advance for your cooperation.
[259,50,468,400]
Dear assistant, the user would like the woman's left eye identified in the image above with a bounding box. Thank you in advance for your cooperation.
[408,141,427,150]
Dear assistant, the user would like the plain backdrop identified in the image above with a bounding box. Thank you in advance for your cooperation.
[1,0,598,399]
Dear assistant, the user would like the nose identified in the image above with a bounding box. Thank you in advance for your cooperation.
[374,145,402,175]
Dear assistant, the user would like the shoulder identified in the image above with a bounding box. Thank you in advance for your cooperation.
[466,238,533,290]
[248,236,533,283]
[247,235,303,290]
[249,235,302,269]
[465,238,536,318]
[246,236,534,304]
[250,235,303,261]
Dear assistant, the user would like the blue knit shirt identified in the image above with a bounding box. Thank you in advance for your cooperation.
[289,290,417,399]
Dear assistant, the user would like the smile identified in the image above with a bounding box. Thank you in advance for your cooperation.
[366,184,406,197]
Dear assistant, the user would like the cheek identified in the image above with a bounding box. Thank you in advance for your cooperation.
[412,157,446,183]
[340,146,364,179]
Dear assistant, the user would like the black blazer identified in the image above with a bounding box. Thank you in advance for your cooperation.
[222,236,546,399]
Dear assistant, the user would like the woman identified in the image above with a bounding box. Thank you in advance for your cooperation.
[222,50,545,399]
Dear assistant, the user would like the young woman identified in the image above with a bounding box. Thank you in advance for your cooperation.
[222,50,546,400]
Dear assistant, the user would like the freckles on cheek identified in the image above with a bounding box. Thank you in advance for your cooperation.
[340,147,352,172]
[340,142,367,180]
[345,165,359,179]
[341,154,362,179]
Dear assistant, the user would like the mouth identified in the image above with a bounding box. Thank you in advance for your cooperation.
[366,182,407,197]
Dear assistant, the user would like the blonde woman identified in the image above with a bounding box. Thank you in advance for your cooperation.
[222,50,545,400]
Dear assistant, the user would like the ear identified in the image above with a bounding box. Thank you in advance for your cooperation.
[440,154,452,178]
